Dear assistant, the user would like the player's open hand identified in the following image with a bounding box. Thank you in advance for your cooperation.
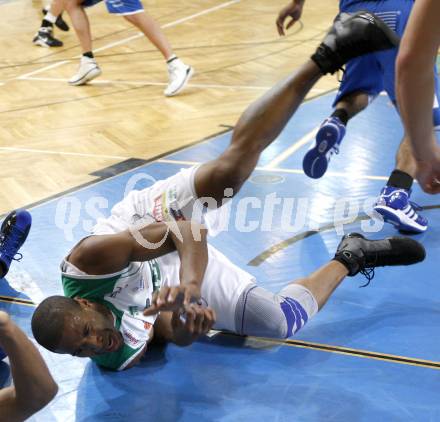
[143,284,201,316]
[171,304,216,343]
[276,1,304,36]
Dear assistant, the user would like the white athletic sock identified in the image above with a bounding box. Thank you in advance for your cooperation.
[45,11,57,24]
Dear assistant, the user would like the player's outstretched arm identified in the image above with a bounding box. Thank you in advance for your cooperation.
[0,311,58,422]
[69,220,207,272]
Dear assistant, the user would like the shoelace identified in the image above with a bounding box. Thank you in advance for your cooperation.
[409,201,423,212]
[0,227,25,262]
[359,267,375,288]
[359,251,378,288]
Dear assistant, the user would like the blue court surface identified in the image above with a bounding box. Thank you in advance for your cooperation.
[1,92,440,421]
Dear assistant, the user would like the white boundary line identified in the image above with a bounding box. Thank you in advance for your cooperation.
[264,126,319,169]
[17,76,327,93]
[0,146,127,160]
[14,0,241,80]
[0,150,389,180]
[157,159,389,181]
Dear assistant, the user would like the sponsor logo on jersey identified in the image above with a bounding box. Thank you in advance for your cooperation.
[153,195,165,222]
[132,277,146,293]
[122,328,142,348]
[109,286,122,298]
[168,188,185,221]
[144,322,152,331]
[148,260,162,292]
[129,306,139,316]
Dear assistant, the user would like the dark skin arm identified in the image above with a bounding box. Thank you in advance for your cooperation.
[152,306,216,347]
[0,311,58,422]
[69,220,208,309]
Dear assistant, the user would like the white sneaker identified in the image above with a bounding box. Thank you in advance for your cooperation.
[69,56,102,86]
[164,58,194,97]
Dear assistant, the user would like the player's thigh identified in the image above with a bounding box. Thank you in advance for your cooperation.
[104,0,143,15]
[333,54,383,107]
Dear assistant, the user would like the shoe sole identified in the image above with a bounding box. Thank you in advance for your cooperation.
[374,205,427,233]
[69,67,102,86]
[33,39,62,48]
[164,67,194,97]
[302,124,339,179]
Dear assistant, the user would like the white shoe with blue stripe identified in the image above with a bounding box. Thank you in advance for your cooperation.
[374,186,428,233]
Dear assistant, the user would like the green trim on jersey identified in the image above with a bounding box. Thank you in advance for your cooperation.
[91,306,142,370]
[61,261,160,371]
[92,342,144,370]
[62,273,121,301]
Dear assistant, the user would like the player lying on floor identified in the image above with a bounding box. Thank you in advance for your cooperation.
[30,11,421,371]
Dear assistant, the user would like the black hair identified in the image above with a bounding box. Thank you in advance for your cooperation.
[31,295,81,352]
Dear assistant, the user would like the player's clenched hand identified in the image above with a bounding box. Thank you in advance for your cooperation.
[276,1,304,36]
[171,304,216,343]
[143,284,201,316]
[415,148,440,194]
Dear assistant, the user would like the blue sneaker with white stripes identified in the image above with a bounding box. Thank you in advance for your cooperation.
[0,209,32,278]
[302,116,346,179]
[374,186,427,233]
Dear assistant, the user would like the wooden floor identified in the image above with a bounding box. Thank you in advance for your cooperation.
[0,0,339,213]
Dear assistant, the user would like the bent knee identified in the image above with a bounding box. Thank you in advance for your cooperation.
[237,286,317,340]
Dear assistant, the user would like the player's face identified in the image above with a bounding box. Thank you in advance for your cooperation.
[55,299,124,358]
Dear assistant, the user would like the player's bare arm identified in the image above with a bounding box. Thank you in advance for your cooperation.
[68,220,208,313]
[68,220,207,274]
[0,311,58,422]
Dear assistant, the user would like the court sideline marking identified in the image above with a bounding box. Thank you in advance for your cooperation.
[222,332,440,371]
[14,0,241,81]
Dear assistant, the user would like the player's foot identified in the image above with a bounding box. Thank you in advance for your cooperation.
[334,232,425,284]
[32,27,63,48]
[0,210,32,278]
[311,11,400,75]
[302,116,346,178]
[373,186,428,233]
[68,56,102,86]
[164,59,194,97]
[42,7,70,31]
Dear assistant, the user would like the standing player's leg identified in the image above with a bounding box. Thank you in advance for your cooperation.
[302,54,382,179]
[122,11,193,97]
[65,0,102,85]
[373,1,438,233]
[33,0,66,47]
[194,11,400,204]
[235,233,425,339]
[43,1,70,31]
[195,59,322,203]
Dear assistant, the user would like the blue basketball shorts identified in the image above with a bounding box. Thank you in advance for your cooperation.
[82,0,143,16]
[335,0,440,127]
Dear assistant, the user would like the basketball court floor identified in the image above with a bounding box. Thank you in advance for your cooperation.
[0,0,439,420]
